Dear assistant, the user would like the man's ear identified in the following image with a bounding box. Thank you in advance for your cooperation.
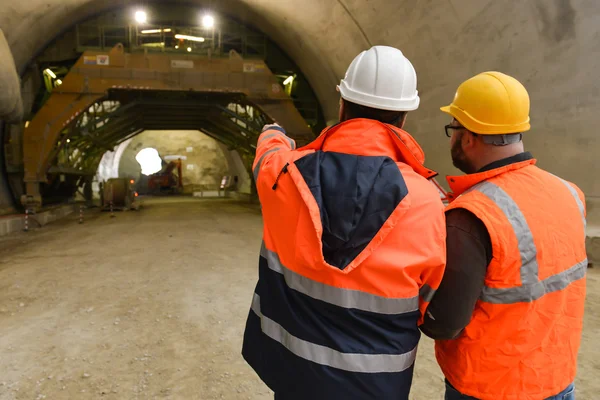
[462,130,478,150]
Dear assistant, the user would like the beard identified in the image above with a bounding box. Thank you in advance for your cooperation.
[451,138,476,174]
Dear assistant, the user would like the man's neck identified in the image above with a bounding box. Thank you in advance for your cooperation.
[476,152,532,173]
[472,144,525,172]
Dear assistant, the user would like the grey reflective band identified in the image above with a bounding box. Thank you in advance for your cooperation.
[555,177,586,229]
[253,148,281,181]
[477,182,539,285]
[419,284,435,303]
[257,133,278,146]
[481,259,587,304]
[251,293,418,373]
[475,181,587,304]
[257,131,296,150]
[260,242,419,315]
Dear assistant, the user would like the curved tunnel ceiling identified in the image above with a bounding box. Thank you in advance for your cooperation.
[2,0,600,198]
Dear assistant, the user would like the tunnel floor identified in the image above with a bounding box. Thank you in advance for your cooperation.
[0,197,599,399]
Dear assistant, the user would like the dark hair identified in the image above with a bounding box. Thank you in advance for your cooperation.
[341,100,407,126]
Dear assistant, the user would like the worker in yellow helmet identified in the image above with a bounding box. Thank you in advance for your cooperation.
[421,72,587,400]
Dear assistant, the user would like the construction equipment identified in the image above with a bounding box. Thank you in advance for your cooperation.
[102,178,139,211]
[148,159,183,194]
[22,43,314,209]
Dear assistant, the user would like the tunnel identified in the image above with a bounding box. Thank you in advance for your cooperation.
[0,0,599,398]
[0,0,599,212]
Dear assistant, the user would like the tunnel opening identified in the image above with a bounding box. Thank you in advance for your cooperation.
[4,2,324,211]
[135,148,162,176]
[101,129,240,197]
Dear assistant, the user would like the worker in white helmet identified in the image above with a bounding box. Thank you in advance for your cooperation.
[242,46,446,399]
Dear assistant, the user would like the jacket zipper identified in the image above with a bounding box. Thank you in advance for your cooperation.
[272,163,290,190]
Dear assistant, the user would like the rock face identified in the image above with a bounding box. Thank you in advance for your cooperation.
[118,130,230,193]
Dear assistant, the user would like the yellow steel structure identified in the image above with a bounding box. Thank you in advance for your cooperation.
[23,44,313,206]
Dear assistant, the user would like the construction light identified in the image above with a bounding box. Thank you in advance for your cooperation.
[141,28,172,34]
[44,69,57,79]
[175,45,179,49]
[130,179,135,184]
[283,75,294,85]
[175,34,205,43]
[140,42,165,48]
[187,47,192,52]
[66,139,71,143]
[202,15,215,29]
[135,10,147,24]
[56,79,63,86]
[25,121,30,128]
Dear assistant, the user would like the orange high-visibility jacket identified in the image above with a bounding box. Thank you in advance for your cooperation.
[437,158,587,400]
[242,119,446,399]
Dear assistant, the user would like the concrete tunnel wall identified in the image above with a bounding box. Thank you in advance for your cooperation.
[0,0,599,217]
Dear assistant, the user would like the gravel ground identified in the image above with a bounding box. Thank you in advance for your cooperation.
[0,197,597,399]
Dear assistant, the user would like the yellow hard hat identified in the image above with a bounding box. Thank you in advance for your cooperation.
[441,71,531,135]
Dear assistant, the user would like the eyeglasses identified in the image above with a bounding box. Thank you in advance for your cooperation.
[445,124,464,138]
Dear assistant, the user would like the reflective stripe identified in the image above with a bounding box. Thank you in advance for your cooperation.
[419,284,436,303]
[476,182,538,285]
[555,177,586,229]
[481,258,587,304]
[253,148,281,181]
[251,293,418,373]
[260,242,419,315]
[474,180,587,304]
[258,129,296,150]
[257,133,278,147]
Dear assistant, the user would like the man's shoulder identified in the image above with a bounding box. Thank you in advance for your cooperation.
[396,163,444,206]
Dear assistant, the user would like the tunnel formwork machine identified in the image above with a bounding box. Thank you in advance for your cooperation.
[22,44,314,208]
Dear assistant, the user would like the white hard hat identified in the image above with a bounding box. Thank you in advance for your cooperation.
[338,46,420,111]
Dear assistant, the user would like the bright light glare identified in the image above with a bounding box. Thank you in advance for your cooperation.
[135,10,147,23]
[187,47,192,52]
[175,34,205,42]
[45,69,57,79]
[175,45,179,49]
[202,15,215,29]
[56,79,63,85]
[66,139,71,143]
[136,148,162,176]
[25,121,30,128]
[283,75,294,85]
[141,28,172,34]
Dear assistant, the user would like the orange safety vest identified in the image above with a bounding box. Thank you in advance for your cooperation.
[242,119,446,399]
[436,159,587,400]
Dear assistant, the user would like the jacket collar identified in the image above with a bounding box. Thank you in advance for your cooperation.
[301,118,438,179]
[478,152,534,173]
[447,154,536,200]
